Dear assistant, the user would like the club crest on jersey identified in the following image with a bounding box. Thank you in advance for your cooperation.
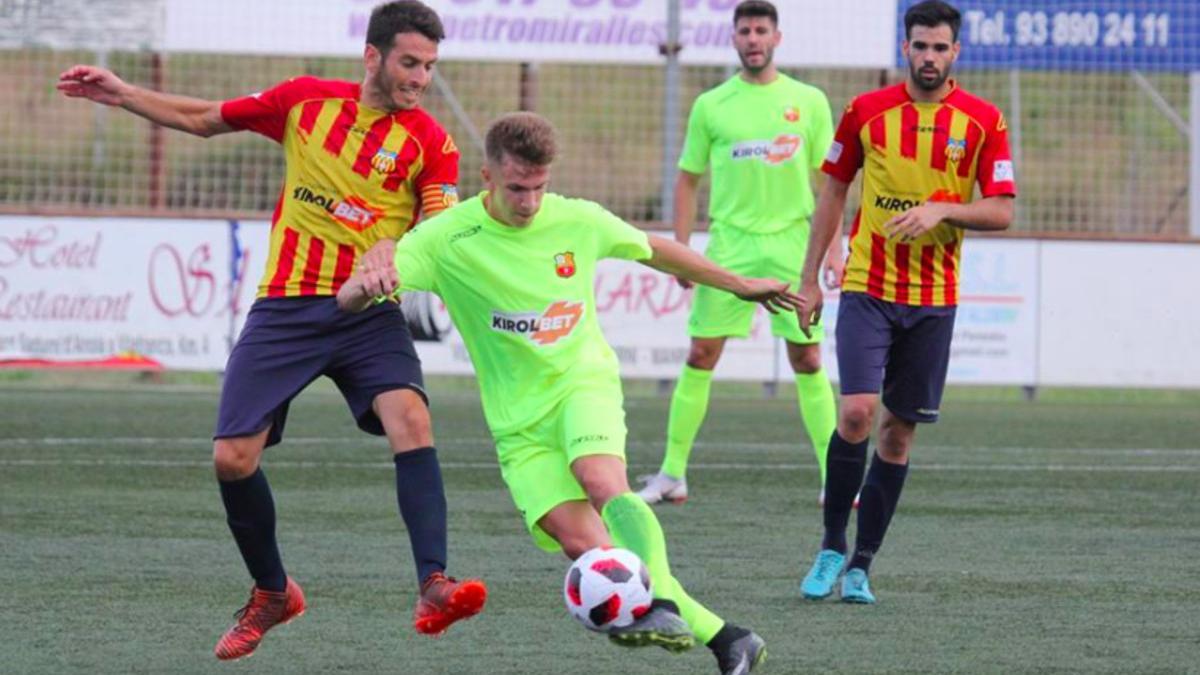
[371,148,399,174]
[784,106,800,123]
[491,301,584,346]
[554,251,576,278]
[945,138,967,163]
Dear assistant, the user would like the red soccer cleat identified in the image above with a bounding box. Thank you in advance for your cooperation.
[214,577,306,661]
[412,572,488,636]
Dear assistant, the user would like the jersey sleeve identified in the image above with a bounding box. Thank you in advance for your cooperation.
[394,217,442,293]
[820,98,864,183]
[220,77,316,143]
[976,112,1017,197]
[586,202,653,261]
[807,91,835,171]
[415,129,461,219]
[676,97,711,175]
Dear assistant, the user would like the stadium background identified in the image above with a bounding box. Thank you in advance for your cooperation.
[2,2,1200,674]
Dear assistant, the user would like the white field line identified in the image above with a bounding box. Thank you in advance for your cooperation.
[0,458,1198,473]
[1,436,1199,457]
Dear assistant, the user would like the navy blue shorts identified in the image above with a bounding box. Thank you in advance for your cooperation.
[215,297,425,447]
[835,292,957,424]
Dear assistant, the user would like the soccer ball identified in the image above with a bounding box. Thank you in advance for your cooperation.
[563,546,653,632]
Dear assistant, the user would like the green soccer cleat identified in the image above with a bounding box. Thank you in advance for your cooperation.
[608,603,695,653]
[840,567,876,604]
[800,549,845,600]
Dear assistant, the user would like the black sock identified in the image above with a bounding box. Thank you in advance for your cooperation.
[822,432,869,554]
[394,447,448,585]
[219,468,286,592]
[849,453,909,573]
[706,622,750,652]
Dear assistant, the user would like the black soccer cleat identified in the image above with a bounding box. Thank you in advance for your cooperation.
[713,629,767,675]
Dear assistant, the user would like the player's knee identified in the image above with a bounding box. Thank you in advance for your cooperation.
[685,343,721,370]
[212,438,261,480]
[578,473,628,508]
[839,404,875,441]
[788,349,822,374]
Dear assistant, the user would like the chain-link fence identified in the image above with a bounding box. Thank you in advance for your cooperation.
[0,2,1195,237]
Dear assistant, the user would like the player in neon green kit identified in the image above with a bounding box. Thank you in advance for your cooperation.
[639,0,843,508]
[338,112,782,674]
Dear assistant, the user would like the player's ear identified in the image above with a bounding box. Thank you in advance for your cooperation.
[364,44,381,76]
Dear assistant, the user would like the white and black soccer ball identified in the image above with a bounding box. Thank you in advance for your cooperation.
[563,546,653,632]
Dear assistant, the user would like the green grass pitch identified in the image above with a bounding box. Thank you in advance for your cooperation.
[2,376,1198,673]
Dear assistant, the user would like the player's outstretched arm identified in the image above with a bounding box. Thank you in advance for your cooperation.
[336,267,401,314]
[670,170,704,290]
[642,236,802,314]
[57,65,232,138]
[797,176,851,338]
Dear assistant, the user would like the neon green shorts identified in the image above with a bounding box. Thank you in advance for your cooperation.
[688,223,824,345]
[493,381,628,552]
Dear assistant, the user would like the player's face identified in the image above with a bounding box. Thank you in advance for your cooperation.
[904,24,960,92]
[482,156,550,227]
[732,16,780,73]
[366,32,438,111]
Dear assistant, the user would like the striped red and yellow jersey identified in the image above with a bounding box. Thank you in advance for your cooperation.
[822,81,1016,306]
[221,77,460,299]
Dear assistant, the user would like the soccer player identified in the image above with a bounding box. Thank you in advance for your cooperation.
[796,0,1016,604]
[338,112,776,675]
[56,1,486,659]
[638,0,841,507]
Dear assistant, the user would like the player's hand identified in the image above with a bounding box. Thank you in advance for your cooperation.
[884,202,950,242]
[56,65,131,106]
[734,278,803,315]
[796,281,824,339]
[359,238,396,274]
[674,275,694,290]
[822,254,844,290]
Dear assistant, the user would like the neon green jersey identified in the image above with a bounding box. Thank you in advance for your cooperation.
[678,73,833,234]
[394,193,653,435]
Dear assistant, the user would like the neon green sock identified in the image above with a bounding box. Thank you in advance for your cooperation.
[661,365,714,478]
[796,368,837,486]
[601,493,724,643]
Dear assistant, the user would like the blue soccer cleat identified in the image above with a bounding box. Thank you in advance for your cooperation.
[800,549,845,600]
[840,567,876,604]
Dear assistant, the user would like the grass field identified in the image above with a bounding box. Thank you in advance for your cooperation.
[2,374,1199,674]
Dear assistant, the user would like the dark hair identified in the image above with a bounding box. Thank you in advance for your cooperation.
[733,0,778,26]
[904,0,961,41]
[485,112,557,166]
[367,0,445,55]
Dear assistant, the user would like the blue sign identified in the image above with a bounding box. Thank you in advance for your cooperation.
[896,1,1200,71]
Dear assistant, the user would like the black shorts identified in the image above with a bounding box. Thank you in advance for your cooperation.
[214,297,425,447]
[835,292,956,424]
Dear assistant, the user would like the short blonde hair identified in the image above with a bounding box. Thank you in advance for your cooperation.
[485,112,557,166]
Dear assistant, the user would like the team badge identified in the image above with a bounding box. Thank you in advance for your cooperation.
[784,106,800,123]
[945,138,967,163]
[371,148,398,174]
[554,251,576,278]
[439,184,458,209]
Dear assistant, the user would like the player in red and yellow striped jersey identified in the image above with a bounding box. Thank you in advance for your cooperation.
[795,1,1016,605]
[57,1,484,660]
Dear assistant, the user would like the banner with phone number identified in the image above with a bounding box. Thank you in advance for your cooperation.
[897,0,1200,71]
